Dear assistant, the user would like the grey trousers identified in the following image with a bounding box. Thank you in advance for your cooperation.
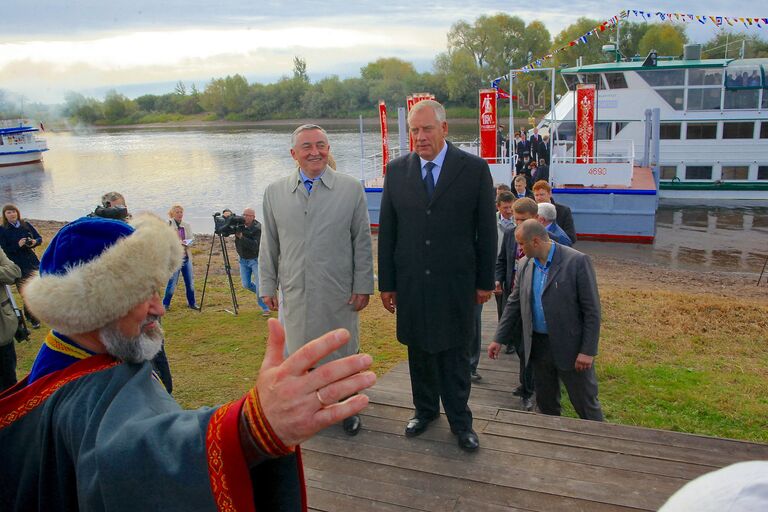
[530,332,604,421]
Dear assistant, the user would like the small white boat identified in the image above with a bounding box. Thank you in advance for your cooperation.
[0,119,48,168]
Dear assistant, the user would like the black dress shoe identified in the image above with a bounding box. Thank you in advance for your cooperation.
[456,429,480,452]
[512,385,524,396]
[471,371,482,382]
[504,345,515,354]
[405,416,435,437]
[521,397,534,411]
[342,415,361,436]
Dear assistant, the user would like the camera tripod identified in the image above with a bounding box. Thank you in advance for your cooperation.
[199,233,239,315]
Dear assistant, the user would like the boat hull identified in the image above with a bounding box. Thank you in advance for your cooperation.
[0,150,46,168]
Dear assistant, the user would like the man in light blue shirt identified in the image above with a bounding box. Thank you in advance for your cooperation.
[536,202,572,247]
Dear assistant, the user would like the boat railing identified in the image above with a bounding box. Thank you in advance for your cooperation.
[550,139,635,187]
[363,140,516,183]
[0,119,32,129]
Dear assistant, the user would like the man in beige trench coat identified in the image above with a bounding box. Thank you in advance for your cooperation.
[260,124,374,436]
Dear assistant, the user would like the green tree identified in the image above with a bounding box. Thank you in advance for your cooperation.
[293,56,309,82]
[638,24,687,57]
[200,74,250,116]
[361,57,420,107]
[102,90,135,122]
[433,49,482,104]
[62,92,102,123]
[174,81,187,96]
[702,32,768,59]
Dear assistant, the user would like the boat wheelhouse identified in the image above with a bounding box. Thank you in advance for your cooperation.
[0,119,48,168]
[539,48,768,200]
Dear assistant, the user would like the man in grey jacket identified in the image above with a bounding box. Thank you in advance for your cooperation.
[489,219,603,421]
[260,124,374,436]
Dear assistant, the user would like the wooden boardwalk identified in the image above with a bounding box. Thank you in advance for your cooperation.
[301,306,768,511]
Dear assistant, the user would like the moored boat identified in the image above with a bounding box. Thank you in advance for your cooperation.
[537,45,768,201]
[0,119,48,168]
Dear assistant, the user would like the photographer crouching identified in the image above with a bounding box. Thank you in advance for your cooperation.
[235,208,272,317]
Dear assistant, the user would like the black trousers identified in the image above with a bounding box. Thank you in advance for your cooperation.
[407,344,473,432]
[0,342,17,393]
[530,332,603,421]
[469,304,482,373]
[501,288,534,398]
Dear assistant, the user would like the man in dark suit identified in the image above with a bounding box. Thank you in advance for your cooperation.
[489,220,603,421]
[494,198,539,410]
[378,100,497,452]
[529,128,543,162]
[532,180,576,244]
[534,159,549,184]
[538,134,551,165]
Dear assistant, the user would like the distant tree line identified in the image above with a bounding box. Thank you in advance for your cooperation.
[2,17,767,125]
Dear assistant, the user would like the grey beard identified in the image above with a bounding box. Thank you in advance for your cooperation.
[100,319,164,363]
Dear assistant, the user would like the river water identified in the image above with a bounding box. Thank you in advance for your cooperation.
[1,124,766,274]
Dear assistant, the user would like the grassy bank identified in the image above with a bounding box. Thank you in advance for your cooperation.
[11,221,768,443]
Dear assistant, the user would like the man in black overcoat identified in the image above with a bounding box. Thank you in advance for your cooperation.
[378,100,497,452]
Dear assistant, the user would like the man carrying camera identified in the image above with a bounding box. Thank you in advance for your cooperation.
[235,208,271,317]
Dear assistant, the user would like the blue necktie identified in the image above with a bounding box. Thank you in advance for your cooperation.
[304,178,313,195]
[424,161,436,200]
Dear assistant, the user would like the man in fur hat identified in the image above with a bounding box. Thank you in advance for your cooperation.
[0,215,375,511]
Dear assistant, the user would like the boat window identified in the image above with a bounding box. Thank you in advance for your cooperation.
[660,123,681,139]
[721,166,749,180]
[686,123,717,139]
[656,89,684,110]
[660,166,677,180]
[578,73,605,89]
[722,122,754,139]
[724,64,762,89]
[562,74,579,91]
[604,73,627,89]
[637,69,685,87]
[688,69,723,86]
[615,122,629,135]
[596,122,612,140]
[723,89,759,109]
[553,121,576,141]
[761,122,768,139]
[687,88,721,110]
[758,166,768,180]
[685,165,712,180]
[762,91,768,109]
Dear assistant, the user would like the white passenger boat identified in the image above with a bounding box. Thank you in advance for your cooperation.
[0,119,48,168]
[538,45,768,200]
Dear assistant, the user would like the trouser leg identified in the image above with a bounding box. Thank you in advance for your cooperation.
[0,342,17,393]
[163,269,180,307]
[469,304,482,373]
[559,366,604,421]
[530,333,561,416]
[407,345,440,420]
[181,257,196,306]
[495,293,505,320]
[516,341,535,399]
[438,345,473,432]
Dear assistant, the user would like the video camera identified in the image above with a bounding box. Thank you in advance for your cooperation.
[92,205,129,221]
[213,212,246,237]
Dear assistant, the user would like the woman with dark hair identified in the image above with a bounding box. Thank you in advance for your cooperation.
[0,204,42,328]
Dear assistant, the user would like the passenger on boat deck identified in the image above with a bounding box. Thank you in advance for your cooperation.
[259,123,374,437]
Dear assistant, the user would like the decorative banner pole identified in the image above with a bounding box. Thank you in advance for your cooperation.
[575,84,596,164]
[479,89,498,163]
[378,101,389,175]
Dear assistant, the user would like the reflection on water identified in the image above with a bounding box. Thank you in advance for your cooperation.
[0,126,765,273]
[579,203,768,273]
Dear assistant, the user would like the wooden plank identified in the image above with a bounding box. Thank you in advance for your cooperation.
[493,409,768,458]
[305,466,457,511]
[356,406,713,480]
[304,431,669,509]
[302,448,643,512]
[307,487,418,512]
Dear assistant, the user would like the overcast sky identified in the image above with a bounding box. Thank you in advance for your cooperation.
[1,1,764,103]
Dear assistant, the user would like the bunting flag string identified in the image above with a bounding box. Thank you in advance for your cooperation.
[628,10,767,29]
[489,9,763,90]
